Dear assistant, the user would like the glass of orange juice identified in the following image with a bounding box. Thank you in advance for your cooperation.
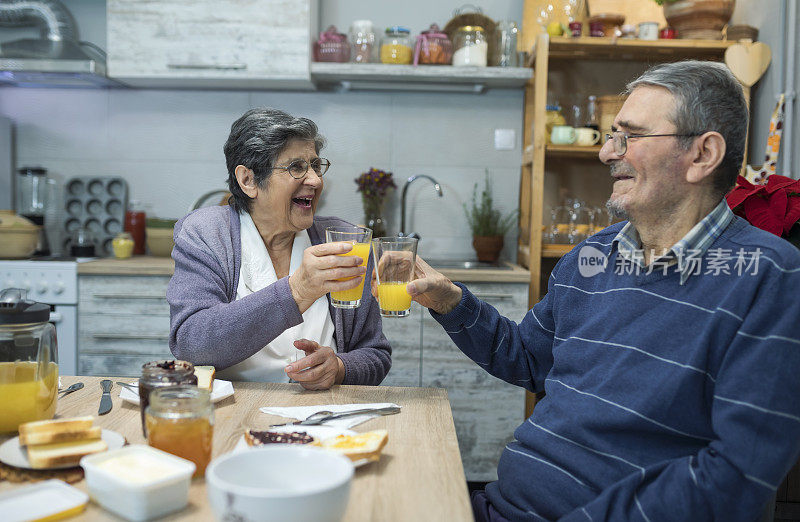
[325,225,373,309]
[372,236,418,318]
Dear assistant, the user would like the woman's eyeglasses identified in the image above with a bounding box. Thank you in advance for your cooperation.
[604,131,701,157]
[273,158,331,179]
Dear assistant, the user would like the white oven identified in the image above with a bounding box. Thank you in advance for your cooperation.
[0,260,78,374]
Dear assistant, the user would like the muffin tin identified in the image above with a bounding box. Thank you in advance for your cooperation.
[63,176,129,256]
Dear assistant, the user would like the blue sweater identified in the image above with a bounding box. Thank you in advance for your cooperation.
[433,217,800,521]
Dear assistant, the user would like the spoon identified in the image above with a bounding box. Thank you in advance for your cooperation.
[271,406,401,427]
[58,382,84,397]
[115,381,138,392]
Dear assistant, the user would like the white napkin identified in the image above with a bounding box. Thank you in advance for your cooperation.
[259,403,401,428]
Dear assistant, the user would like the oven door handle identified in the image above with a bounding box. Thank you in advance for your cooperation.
[49,311,63,323]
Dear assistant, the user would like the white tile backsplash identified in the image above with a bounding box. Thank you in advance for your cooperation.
[4,87,523,260]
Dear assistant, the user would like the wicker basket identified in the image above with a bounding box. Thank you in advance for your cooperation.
[597,94,627,136]
[443,5,497,63]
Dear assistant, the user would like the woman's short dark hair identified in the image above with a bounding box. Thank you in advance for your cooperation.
[223,107,325,213]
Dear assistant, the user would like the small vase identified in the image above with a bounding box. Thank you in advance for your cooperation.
[363,199,387,238]
[472,235,504,263]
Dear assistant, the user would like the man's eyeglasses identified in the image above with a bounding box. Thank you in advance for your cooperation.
[273,158,331,179]
[604,131,702,157]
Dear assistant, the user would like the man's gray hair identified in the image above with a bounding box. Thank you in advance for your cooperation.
[626,60,748,197]
[223,107,325,213]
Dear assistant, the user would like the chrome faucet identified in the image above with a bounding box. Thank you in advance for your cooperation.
[400,175,443,238]
[188,189,230,212]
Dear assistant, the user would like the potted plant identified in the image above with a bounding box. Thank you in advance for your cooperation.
[726,174,800,250]
[464,171,517,263]
[355,168,396,238]
[654,0,735,40]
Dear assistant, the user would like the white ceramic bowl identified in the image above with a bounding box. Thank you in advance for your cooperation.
[206,445,354,522]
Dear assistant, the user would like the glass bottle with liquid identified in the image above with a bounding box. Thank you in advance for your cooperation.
[124,199,146,255]
[586,95,599,131]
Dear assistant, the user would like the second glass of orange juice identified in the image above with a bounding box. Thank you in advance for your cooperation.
[372,236,418,318]
[325,225,373,309]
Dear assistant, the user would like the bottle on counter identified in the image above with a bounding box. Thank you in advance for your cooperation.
[313,25,351,63]
[146,385,213,478]
[350,20,376,63]
[380,26,413,64]
[452,25,488,67]
[124,199,146,255]
[413,23,453,65]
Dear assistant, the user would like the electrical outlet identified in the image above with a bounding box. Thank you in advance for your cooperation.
[494,129,515,150]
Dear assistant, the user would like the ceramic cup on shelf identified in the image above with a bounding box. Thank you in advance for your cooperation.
[575,127,601,146]
[550,125,576,145]
[638,22,659,40]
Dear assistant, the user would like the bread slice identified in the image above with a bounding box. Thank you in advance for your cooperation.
[18,416,95,441]
[20,426,102,446]
[194,365,216,391]
[315,429,388,463]
[26,438,108,469]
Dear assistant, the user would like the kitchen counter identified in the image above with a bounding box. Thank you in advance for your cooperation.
[79,256,530,282]
[0,377,473,521]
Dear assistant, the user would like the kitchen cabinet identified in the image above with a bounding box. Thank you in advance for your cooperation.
[379,304,423,387]
[421,282,528,482]
[107,0,317,89]
[78,275,172,376]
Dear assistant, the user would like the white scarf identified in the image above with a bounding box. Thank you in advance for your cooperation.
[217,212,337,382]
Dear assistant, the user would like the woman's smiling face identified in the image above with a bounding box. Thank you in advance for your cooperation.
[250,138,323,235]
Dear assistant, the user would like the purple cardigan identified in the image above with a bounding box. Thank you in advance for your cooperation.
[166,205,391,385]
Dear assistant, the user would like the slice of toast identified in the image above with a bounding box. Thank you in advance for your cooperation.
[26,438,108,469]
[315,429,388,463]
[20,426,102,446]
[18,416,95,441]
[194,366,216,391]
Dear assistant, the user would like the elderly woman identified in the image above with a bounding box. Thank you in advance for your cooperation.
[167,108,391,389]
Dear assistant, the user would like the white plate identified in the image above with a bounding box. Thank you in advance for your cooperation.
[0,429,126,470]
[119,379,234,405]
[233,426,370,467]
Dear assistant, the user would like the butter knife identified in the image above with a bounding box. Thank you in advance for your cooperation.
[98,379,113,415]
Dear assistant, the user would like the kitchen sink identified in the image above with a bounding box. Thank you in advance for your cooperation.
[425,259,512,270]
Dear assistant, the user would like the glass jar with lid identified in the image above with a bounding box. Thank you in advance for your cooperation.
[145,385,213,478]
[414,23,453,65]
[350,20,376,63]
[138,359,197,437]
[452,25,488,66]
[380,26,413,64]
[313,25,351,63]
[0,289,58,433]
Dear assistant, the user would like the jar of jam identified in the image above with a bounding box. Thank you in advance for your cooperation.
[124,199,146,256]
[413,24,452,65]
[380,26,413,64]
[138,360,197,437]
[145,385,213,478]
[313,25,351,63]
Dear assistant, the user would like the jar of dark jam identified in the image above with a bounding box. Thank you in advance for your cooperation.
[138,360,196,437]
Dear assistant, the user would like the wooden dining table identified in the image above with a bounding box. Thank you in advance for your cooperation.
[0,376,473,521]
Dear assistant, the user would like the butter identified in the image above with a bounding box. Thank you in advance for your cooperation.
[96,453,184,484]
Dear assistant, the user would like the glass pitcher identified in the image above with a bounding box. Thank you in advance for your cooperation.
[0,289,58,433]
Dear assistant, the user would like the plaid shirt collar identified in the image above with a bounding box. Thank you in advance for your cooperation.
[612,199,734,284]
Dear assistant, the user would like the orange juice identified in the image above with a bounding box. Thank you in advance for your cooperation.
[377,282,413,312]
[0,361,58,433]
[330,242,371,303]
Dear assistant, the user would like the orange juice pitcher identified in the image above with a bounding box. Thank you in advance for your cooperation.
[0,289,59,433]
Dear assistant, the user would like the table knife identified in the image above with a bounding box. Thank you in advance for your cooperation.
[98,379,113,415]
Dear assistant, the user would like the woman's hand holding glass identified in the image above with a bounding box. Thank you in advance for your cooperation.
[288,242,367,313]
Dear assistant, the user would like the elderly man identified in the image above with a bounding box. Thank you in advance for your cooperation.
[404,61,800,521]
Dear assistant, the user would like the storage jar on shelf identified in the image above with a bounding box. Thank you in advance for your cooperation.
[350,20,376,63]
[452,25,488,67]
[413,24,452,65]
[313,26,351,63]
[380,26,413,64]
